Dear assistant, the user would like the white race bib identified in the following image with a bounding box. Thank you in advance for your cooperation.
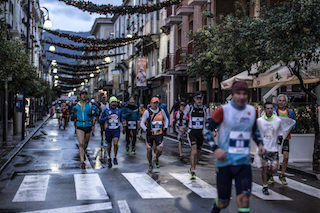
[109,117,119,129]
[191,117,204,129]
[152,121,162,131]
[128,121,137,129]
[228,131,250,154]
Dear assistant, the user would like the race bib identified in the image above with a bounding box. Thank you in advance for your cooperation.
[128,121,137,129]
[191,117,204,129]
[228,131,250,154]
[152,121,162,131]
[109,115,119,129]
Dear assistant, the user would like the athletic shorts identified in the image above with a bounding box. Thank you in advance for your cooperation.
[146,135,163,149]
[76,126,92,134]
[216,165,252,203]
[282,139,290,153]
[105,129,120,143]
[187,130,204,150]
[262,152,279,167]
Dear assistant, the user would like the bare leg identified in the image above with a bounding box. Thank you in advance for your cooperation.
[262,166,268,186]
[190,144,197,171]
[76,130,85,162]
[147,148,152,165]
[155,145,163,161]
[178,143,183,157]
[281,151,289,175]
[114,138,119,158]
[236,194,250,211]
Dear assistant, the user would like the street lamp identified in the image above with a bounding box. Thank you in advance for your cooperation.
[90,73,94,78]
[53,68,58,74]
[41,7,52,28]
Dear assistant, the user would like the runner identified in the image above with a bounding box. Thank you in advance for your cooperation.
[172,101,189,161]
[138,104,146,137]
[187,92,211,180]
[257,102,282,195]
[274,94,296,185]
[205,81,265,213]
[61,103,69,130]
[155,94,170,121]
[90,98,99,136]
[55,105,62,129]
[99,96,109,144]
[99,96,124,168]
[73,90,100,169]
[140,97,169,173]
[122,97,140,155]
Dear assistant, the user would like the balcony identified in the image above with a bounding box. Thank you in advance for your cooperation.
[164,15,182,27]
[175,49,188,72]
[176,5,194,16]
[188,0,207,6]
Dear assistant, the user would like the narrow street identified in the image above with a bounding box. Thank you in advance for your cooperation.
[0,118,319,213]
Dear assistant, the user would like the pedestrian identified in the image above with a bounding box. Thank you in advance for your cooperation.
[172,101,189,161]
[257,101,283,195]
[274,94,296,185]
[73,90,100,169]
[122,97,140,155]
[140,97,169,173]
[99,96,109,144]
[99,96,124,168]
[138,104,146,138]
[205,81,265,213]
[187,91,211,180]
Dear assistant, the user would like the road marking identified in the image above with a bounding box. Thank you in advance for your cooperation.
[274,176,320,199]
[74,173,109,200]
[117,200,131,213]
[170,173,217,198]
[164,136,213,153]
[252,183,292,200]
[22,202,112,213]
[122,173,173,199]
[13,175,50,202]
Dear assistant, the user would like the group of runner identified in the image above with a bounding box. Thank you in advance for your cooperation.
[61,80,296,213]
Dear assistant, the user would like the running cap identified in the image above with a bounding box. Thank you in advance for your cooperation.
[151,97,160,103]
[140,104,144,107]
[232,81,248,94]
[109,96,118,103]
[80,90,88,95]
[193,91,203,98]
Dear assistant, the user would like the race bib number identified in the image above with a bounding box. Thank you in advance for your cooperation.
[152,121,162,131]
[109,115,119,129]
[128,121,137,129]
[228,131,250,154]
[191,117,204,129]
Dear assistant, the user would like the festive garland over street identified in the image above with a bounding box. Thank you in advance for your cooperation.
[58,0,181,15]
[51,60,109,69]
[41,27,151,45]
[56,69,99,76]
[44,40,133,51]
[56,64,108,72]
[47,51,125,60]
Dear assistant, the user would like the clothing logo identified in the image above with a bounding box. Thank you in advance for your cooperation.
[248,112,251,116]
[240,117,250,123]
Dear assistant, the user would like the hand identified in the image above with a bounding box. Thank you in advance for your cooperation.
[179,126,183,131]
[214,149,227,160]
[258,144,266,156]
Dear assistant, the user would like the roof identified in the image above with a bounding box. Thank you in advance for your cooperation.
[90,18,114,36]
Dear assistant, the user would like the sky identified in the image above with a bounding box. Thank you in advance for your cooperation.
[40,0,121,32]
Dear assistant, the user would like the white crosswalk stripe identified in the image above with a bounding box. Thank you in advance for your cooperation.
[122,173,173,199]
[252,183,292,201]
[74,173,109,200]
[170,173,217,198]
[117,200,131,213]
[274,176,320,199]
[13,175,50,202]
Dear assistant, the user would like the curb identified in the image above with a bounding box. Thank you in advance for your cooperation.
[286,165,319,180]
[0,115,51,175]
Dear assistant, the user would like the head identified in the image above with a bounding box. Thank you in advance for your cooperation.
[193,92,204,106]
[179,102,186,111]
[264,101,274,118]
[109,96,118,108]
[91,98,95,103]
[140,104,144,108]
[101,96,107,103]
[129,97,135,105]
[150,97,160,110]
[232,81,249,107]
[80,91,88,101]
[277,94,288,109]
[62,103,66,107]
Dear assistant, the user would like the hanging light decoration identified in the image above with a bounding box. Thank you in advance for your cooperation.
[53,68,58,74]
[90,73,94,78]
[49,45,56,52]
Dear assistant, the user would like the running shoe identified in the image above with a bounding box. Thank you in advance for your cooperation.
[211,199,221,213]
[279,175,288,185]
[155,160,160,168]
[148,164,153,173]
[113,158,118,165]
[262,186,269,195]
[80,162,86,169]
[190,169,196,180]
[268,176,275,184]
[131,150,136,155]
[108,158,112,168]
[126,148,130,155]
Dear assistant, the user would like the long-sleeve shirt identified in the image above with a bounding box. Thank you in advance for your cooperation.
[140,108,169,131]
[73,102,100,128]
[99,106,123,130]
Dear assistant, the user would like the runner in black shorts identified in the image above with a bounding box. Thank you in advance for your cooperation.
[187,92,211,180]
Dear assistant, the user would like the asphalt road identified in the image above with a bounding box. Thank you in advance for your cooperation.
[0,118,319,213]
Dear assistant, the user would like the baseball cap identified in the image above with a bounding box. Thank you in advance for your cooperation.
[109,96,118,103]
[151,97,160,103]
[193,91,203,98]
[232,81,248,94]
[80,90,88,95]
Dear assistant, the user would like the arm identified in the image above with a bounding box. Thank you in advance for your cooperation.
[140,110,149,131]
[162,109,169,129]
[252,110,263,146]
[93,105,100,116]
[205,107,224,152]
[99,109,108,123]
[289,109,296,129]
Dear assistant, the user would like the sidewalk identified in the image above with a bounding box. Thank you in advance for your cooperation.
[0,115,50,172]
[166,131,320,179]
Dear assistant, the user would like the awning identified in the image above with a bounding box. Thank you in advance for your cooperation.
[221,71,255,90]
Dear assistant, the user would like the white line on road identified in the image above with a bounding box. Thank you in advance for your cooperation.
[252,183,292,201]
[170,173,217,198]
[13,175,50,202]
[164,136,213,153]
[274,176,320,199]
[74,173,109,200]
[122,173,173,199]
[22,202,112,213]
[117,200,131,213]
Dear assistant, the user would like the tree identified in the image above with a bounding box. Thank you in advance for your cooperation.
[260,0,320,173]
